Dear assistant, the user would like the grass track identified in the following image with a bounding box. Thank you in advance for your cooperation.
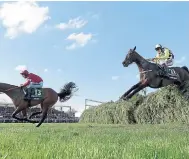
[0,123,189,159]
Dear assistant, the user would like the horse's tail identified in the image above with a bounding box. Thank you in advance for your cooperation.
[182,66,189,74]
[57,82,79,102]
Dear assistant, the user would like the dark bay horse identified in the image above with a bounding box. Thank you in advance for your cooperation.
[0,82,78,127]
[120,46,189,100]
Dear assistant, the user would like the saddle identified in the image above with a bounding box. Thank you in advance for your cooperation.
[22,87,43,101]
[156,64,179,80]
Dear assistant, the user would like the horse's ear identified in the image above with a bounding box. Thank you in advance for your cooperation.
[133,46,136,51]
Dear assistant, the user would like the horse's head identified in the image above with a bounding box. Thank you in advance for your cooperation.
[122,46,137,67]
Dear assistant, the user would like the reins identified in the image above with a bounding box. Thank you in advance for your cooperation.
[0,86,20,93]
[4,87,19,92]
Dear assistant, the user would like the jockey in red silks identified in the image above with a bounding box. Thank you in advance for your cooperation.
[20,69,43,100]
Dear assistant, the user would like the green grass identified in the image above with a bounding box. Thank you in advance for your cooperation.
[0,123,189,159]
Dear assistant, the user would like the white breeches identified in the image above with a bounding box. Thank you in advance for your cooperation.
[26,81,43,88]
[159,58,174,66]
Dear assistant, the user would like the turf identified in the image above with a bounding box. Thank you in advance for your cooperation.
[0,123,189,159]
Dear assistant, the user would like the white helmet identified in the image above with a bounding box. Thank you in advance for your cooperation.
[155,44,162,50]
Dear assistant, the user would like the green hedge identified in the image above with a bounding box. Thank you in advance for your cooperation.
[79,82,189,124]
[135,85,189,124]
[79,94,144,124]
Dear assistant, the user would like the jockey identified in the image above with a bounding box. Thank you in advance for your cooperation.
[152,44,175,77]
[20,69,43,100]
[153,44,174,66]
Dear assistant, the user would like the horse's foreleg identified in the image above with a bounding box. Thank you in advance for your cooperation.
[124,80,148,100]
[120,82,141,99]
[12,105,27,122]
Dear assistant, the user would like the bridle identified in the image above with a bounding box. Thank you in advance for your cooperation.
[123,47,136,67]
[125,46,153,76]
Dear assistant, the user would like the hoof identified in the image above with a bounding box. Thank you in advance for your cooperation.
[119,97,125,101]
[35,123,40,127]
[122,96,129,101]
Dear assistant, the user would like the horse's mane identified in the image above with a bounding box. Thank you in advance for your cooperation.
[0,83,18,88]
[133,50,147,60]
[133,50,160,69]
[134,51,151,63]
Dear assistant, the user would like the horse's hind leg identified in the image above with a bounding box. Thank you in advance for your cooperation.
[36,106,49,127]
[29,111,42,119]
[21,109,38,123]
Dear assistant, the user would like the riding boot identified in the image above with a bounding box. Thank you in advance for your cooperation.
[24,88,31,100]
[23,89,28,101]
[158,65,169,77]
[27,88,32,99]
[24,88,31,107]
[162,66,170,77]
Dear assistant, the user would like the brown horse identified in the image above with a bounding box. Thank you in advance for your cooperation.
[0,82,78,127]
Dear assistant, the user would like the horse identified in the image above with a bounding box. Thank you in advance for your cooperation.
[0,81,78,127]
[120,46,189,100]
